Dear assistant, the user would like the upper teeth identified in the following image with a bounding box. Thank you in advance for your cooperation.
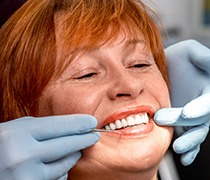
[104,113,149,131]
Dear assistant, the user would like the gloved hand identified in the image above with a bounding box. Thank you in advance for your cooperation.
[154,40,210,166]
[0,115,100,180]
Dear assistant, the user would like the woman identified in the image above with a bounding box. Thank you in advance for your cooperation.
[0,0,173,179]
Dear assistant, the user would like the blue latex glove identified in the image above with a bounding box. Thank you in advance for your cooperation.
[0,115,100,180]
[154,40,210,166]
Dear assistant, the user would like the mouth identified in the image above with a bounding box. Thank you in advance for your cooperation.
[100,105,154,135]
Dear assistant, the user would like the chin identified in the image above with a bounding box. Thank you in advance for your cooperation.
[70,125,173,178]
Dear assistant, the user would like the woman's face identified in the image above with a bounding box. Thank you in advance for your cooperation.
[38,31,173,177]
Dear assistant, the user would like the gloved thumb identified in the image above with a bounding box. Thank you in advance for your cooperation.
[154,108,183,126]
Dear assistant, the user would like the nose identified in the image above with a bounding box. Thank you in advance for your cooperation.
[107,70,144,100]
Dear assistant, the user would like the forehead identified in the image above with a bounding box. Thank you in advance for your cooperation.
[54,10,149,51]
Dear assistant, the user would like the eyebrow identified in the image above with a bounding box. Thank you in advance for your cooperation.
[122,39,146,54]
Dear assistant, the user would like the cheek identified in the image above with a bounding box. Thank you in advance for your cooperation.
[38,84,104,116]
[145,74,170,108]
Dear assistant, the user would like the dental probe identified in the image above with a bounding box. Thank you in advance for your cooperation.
[92,129,123,134]
[92,129,114,132]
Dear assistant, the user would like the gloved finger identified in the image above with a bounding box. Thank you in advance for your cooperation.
[189,40,210,72]
[56,173,68,180]
[39,132,100,162]
[173,124,209,153]
[154,108,208,126]
[27,114,98,141]
[182,93,210,118]
[45,151,81,180]
[180,146,200,166]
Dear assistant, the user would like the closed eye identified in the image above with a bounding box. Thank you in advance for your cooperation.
[76,73,97,79]
[132,64,150,68]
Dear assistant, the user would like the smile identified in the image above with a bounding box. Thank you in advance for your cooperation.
[103,113,149,131]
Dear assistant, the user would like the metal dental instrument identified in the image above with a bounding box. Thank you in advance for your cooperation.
[92,129,114,132]
[92,129,123,134]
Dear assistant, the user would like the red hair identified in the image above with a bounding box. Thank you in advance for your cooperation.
[0,0,168,122]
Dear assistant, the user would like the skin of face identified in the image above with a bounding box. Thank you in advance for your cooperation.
[38,27,173,179]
